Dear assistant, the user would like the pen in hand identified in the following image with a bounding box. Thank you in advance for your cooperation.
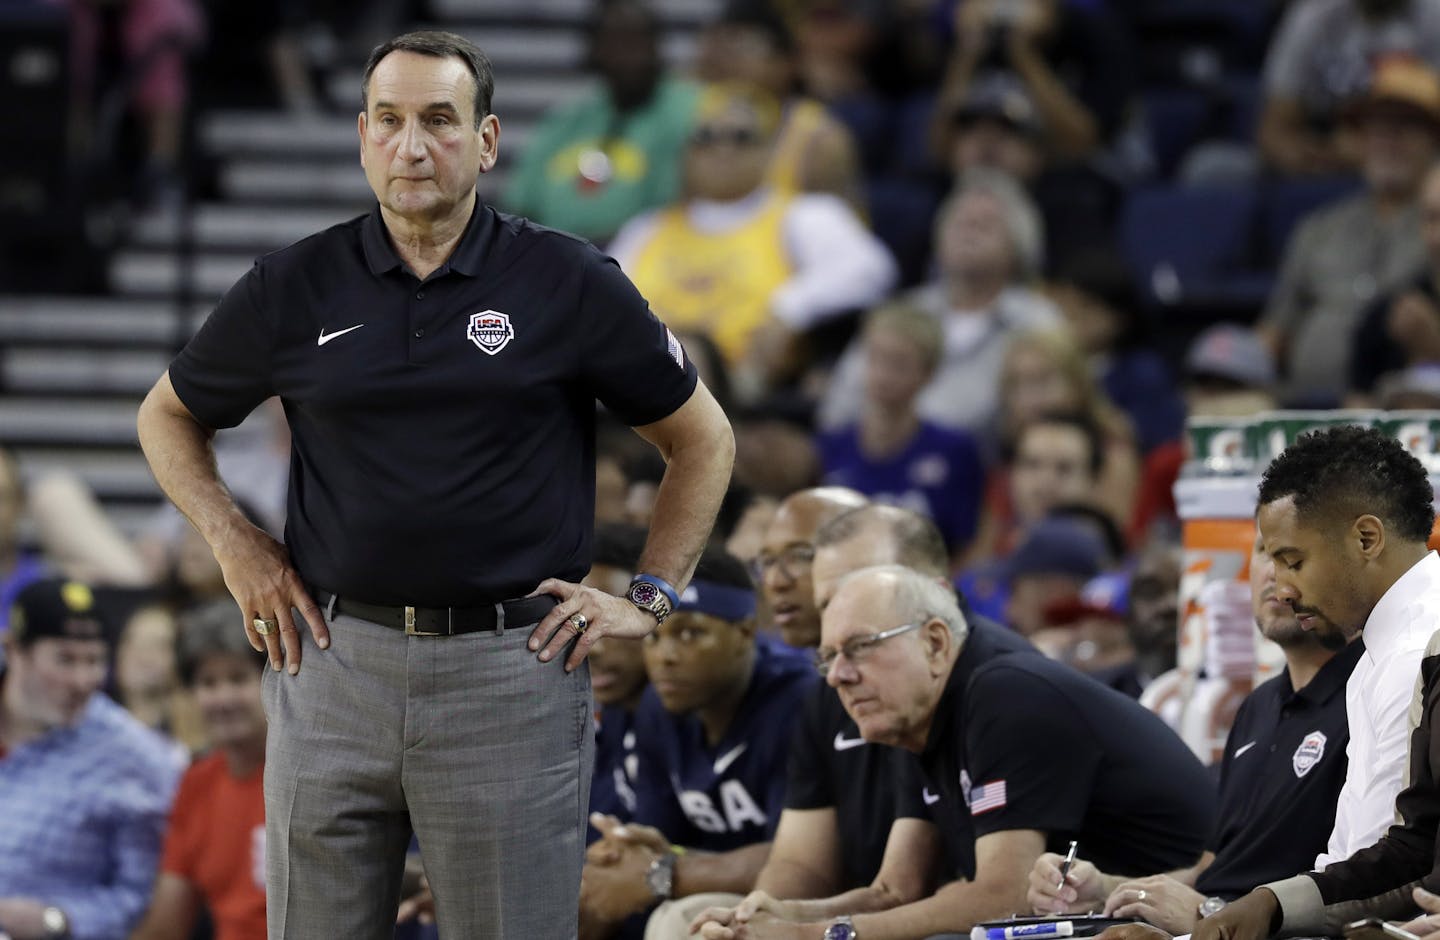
[1056,840,1079,893]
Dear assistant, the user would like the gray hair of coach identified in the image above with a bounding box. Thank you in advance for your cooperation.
[839,564,969,644]
[361,30,496,126]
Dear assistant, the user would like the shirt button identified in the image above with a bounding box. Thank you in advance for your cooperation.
[416,291,425,300]
[413,328,425,339]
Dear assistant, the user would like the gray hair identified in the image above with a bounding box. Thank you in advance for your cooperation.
[814,506,950,579]
[834,564,968,643]
[362,30,495,126]
[176,599,265,686]
[938,168,1046,280]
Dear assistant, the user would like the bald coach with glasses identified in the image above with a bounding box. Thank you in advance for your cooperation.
[697,564,1216,940]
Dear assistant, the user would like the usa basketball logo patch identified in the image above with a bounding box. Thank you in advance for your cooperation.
[468,310,514,355]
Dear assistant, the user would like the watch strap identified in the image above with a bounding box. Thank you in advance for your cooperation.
[631,574,679,608]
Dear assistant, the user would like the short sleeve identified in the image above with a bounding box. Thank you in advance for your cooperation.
[629,695,694,843]
[892,750,931,820]
[168,263,277,429]
[578,254,698,428]
[963,664,1102,839]
[783,686,834,810]
[158,765,201,879]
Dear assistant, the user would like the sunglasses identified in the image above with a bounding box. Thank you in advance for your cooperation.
[689,126,763,149]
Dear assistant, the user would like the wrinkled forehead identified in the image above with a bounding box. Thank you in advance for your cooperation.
[820,576,897,644]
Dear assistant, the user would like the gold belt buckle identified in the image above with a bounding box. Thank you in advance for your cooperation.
[404,606,442,636]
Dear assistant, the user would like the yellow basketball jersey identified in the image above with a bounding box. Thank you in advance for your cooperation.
[628,193,794,364]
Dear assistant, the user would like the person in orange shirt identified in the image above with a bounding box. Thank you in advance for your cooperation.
[130,599,267,940]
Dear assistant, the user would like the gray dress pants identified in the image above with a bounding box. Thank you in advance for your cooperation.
[262,609,594,939]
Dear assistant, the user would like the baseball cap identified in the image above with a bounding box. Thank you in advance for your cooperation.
[1349,56,1440,130]
[953,70,1043,138]
[8,578,107,645]
[1185,323,1276,389]
[1003,517,1106,584]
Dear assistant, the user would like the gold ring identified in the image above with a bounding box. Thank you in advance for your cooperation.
[568,613,589,635]
[253,617,278,637]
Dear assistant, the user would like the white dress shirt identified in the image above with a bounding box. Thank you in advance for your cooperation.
[1314,550,1440,868]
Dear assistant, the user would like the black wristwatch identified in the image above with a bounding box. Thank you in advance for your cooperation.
[823,915,858,940]
[645,851,677,900]
[626,575,676,625]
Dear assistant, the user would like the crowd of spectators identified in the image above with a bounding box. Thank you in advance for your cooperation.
[14,0,1440,937]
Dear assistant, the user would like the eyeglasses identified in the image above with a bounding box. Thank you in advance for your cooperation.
[814,622,921,677]
[689,126,763,149]
[749,543,816,582]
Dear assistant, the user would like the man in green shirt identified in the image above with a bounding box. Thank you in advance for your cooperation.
[502,1,699,243]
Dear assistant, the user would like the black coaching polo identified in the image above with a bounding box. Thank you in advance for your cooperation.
[168,199,698,606]
[784,617,1036,888]
[920,628,1217,880]
[1195,639,1361,900]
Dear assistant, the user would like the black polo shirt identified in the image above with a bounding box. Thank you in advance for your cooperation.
[919,630,1216,880]
[168,200,697,605]
[1195,640,1361,899]
[785,618,1036,888]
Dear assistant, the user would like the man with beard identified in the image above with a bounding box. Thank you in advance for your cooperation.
[1027,535,1361,936]
[1182,425,1440,939]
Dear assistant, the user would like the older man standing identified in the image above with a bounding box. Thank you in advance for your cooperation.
[136,29,733,940]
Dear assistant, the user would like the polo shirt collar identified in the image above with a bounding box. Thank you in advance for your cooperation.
[360,195,496,278]
[1290,637,1364,708]
[921,624,992,762]
[1363,551,1440,664]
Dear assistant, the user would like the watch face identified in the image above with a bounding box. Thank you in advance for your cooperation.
[823,924,855,940]
[630,581,660,606]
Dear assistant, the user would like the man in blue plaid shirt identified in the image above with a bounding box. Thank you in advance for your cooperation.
[0,579,181,940]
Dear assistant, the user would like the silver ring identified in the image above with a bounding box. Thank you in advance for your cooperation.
[1137,890,1147,902]
[568,613,589,636]
[253,617,278,637]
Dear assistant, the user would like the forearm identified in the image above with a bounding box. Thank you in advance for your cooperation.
[756,856,841,902]
[773,881,919,922]
[675,843,772,897]
[634,387,734,589]
[929,47,981,161]
[1009,43,1097,157]
[136,377,251,547]
[849,876,1027,940]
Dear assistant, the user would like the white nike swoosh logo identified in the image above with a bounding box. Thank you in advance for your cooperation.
[713,742,748,774]
[833,731,867,751]
[317,324,365,346]
[923,787,941,805]
[1234,741,1258,758]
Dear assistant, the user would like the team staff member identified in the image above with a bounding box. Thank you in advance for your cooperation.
[685,505,1037,939]
[135,29,734,940]
[699,566,1215,940]
[752,487,867,650]
[1184,427,1440,940]
[580,549,815,939]
[1029,535,1360,935]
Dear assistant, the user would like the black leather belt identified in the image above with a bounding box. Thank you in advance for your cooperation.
[310,586,557,636]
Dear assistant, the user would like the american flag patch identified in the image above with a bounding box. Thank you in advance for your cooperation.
[666,328,685,370]
[967,779,1007,815]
